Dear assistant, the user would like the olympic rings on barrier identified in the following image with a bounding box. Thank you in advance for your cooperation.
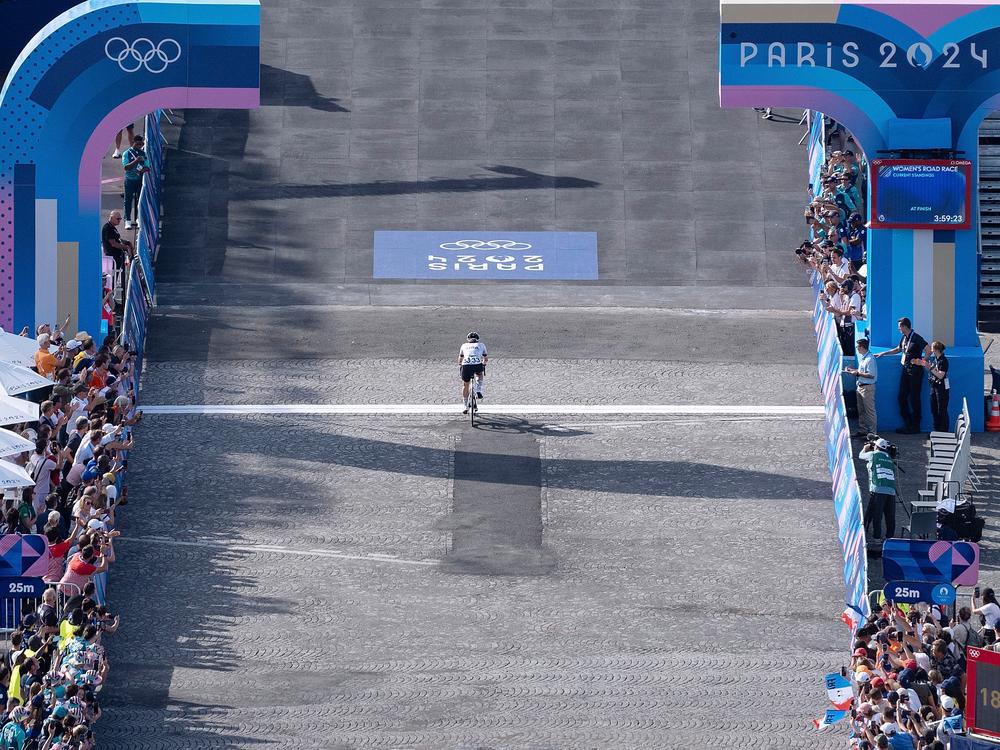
[105,37,182,74]
[438,239,534,251]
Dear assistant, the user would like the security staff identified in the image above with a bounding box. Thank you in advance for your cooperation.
[921,341,950,433]
[875,317,930,434]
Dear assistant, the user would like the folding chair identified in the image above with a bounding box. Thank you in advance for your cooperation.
[912,481,943,513]
[931,419,966,459]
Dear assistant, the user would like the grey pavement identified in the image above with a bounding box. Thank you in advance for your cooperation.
[137,358,822,408]
[102,0,848,748]
[104,415,843,749]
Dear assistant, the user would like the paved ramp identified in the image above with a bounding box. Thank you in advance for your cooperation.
[100,0,844,748]
[447,430,553,575]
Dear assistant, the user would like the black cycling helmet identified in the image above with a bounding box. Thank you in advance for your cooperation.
[467,332,479,341]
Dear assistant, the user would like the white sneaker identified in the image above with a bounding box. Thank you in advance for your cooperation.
[112,149,121,158]
[124,220,132,230]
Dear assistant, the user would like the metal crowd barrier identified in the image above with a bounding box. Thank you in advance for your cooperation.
[0,582,81,637]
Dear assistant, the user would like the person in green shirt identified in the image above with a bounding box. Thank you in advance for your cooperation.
[837,173,862,216]
[0,705,30,749]
[859,438,897,539]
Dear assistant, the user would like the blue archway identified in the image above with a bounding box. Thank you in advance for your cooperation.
[0,0,260,335]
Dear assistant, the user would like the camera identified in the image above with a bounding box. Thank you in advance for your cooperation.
[865,433,899,460]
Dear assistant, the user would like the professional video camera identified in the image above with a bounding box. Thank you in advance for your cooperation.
[864,433,899,460]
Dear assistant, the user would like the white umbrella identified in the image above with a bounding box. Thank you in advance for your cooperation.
[0,360,54,395]
[0,330,47,368]
[0,460,34,489]
[0,429,35,457]
[0,395,38,427]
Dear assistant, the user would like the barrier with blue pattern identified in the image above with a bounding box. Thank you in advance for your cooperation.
[811,268,870,631]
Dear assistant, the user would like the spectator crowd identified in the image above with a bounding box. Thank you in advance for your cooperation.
[0,304,141,746]
[792,120,981,748]
[848,590,1000,749]
[795,146,869,357]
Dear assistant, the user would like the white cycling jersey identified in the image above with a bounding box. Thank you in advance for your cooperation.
[459,342,487,365]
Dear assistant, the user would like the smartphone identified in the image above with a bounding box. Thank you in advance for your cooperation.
[895,631,904,642]
[976,586,982,598]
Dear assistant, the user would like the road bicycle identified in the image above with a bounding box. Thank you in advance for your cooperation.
[464,368,484,426]
[468,382,478,426]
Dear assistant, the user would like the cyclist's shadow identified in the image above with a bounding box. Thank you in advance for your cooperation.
[471,415,590,437]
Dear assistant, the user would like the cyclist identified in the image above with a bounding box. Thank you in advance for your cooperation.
[458,332,487,414]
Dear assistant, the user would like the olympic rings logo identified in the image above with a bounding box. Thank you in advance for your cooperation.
[970,649,981,659]
[105,37,182,74]
[438,239,533,251]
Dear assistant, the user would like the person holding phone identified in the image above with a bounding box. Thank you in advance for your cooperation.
[974,588,1000,630]
[845,338,877,436]
[919,341,950,432]
[121,134,149,230]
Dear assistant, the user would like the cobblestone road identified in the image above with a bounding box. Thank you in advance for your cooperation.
[104,415,843,749]
[100,0,848,746]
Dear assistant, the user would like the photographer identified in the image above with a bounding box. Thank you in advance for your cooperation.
[821,280,857,355]
[860,438,898,540]
[120,134,149,231]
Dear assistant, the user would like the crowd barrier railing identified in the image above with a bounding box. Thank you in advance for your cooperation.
[805,111,870,632]
[135,110,163,304]
[97,109,162,605]
[123,109,162,395]
[811,270,870,632]
[0,583,81,636]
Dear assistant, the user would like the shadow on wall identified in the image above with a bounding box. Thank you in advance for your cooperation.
[261,63,349,112]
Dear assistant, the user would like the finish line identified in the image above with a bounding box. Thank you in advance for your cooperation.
[139,404,824,416]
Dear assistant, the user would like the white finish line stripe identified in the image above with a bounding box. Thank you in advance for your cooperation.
[140,403,824,416]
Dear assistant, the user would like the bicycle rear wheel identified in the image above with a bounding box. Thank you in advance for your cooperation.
[469,391,477,426]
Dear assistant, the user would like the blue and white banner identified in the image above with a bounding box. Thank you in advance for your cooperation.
[136,110,164,300]
[807,113,826,195]
[373,231,598,280]
[122,263,148,391]
[811,271,870,632]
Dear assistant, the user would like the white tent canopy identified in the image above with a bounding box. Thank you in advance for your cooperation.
[0,329,44,368]
[0,460,34,489]
[0,395,39,427]
[0,429,35,458]
[0,360,54,396]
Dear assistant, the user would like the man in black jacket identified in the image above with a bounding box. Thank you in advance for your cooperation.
[875,317,930,434]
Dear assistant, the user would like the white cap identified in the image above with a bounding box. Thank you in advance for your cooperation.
[941,695,956,711]
[881,722,897,735]
[875,438,891,451]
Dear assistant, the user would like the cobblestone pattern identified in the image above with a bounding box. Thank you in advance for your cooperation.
[102,415,843,749]
[138,359,821,409]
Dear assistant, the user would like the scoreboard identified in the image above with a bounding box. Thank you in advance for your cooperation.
[968,647,1000,740]
[870,159,973,230]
